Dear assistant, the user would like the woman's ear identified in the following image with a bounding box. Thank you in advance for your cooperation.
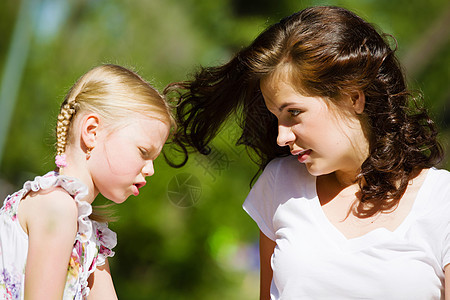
[80,113,100,149]
[351,90,365,114]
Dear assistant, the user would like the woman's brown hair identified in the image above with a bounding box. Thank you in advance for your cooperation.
[166,6,443,217]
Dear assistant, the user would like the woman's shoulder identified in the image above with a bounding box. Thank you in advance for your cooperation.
[415,167,450,214]
[252,155,313,197]
[425,167,450,191]
[264,155,311,179]
[429,167,450,176]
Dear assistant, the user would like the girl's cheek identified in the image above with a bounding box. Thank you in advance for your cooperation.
[103,141,138,175]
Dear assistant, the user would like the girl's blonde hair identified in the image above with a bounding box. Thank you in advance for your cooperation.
[56,64,175,157]
[55,64,175,222]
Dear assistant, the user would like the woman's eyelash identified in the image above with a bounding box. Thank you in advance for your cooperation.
[288,109,302,116]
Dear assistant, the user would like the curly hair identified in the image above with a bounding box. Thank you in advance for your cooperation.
[166,6,443,217]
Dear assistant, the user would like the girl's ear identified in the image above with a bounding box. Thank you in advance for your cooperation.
[351,90,365,114]
[80,113,100,149]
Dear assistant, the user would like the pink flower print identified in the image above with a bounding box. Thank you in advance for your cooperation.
[96,229,109,247]
[67,252,80,279]
[99,245,113,257]
[1,195,17,221]
[1,269,21,299]
[89,256,98,272]
[74,240,83,256]
[68,240,84,278]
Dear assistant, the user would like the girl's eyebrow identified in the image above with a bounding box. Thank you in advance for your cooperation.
[143,145,160,158]
[142,145,155,153]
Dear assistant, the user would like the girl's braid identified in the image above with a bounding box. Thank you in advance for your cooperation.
[56,103,76,156]
[55,82,83,169]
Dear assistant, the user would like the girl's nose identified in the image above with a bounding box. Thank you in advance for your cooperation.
[142,160,155,177]
[277,125,295,147]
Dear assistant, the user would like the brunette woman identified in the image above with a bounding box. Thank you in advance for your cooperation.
[167,6,448,299]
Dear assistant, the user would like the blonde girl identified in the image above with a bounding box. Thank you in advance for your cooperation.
[0,64,174,299]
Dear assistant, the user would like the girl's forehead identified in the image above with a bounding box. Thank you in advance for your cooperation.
[103,117,170,143]
[99,115,167,139]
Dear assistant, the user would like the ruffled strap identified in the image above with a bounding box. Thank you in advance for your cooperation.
[93,221,117,265]
[77,220,117,298]
[22,171,93,243]
[23,172,118,298]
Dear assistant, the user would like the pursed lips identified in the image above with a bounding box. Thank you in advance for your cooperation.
[134,182,146,189]
[132,182,146,196]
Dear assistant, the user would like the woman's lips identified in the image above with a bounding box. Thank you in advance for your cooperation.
[292,149,311,163]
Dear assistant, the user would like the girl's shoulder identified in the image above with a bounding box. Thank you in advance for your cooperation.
[20,188,79,235]
[16,171,90,235]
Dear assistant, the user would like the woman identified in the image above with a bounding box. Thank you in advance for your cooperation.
[167,6,448,299]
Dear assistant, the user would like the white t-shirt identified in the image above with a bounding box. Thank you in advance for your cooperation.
[243,156,450,299]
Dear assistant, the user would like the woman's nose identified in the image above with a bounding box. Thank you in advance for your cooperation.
[277,125,295,147]
[142,160,155,177]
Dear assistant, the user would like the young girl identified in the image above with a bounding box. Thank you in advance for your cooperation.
[0,64,174,299]
[166,6,450,299]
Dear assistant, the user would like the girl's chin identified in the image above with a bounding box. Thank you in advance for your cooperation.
[103,194,128,204]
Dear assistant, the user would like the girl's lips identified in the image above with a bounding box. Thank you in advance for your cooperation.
[132,182,146,196]
[132,185,140,196]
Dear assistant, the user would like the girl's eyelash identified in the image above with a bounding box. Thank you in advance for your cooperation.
[139,148,149,157]
[140,147,157,160]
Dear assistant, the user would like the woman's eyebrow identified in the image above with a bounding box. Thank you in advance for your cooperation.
[278,102,296,112]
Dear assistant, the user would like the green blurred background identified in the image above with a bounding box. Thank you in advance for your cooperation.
[1,0,449,299]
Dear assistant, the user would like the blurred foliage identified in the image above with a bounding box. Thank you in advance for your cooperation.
[0,0,449,299]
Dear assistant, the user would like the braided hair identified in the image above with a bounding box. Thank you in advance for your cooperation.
[54,64,175,168]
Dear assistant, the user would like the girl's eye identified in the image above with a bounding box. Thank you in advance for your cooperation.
[288,109,302,117]
[139,148,149,158]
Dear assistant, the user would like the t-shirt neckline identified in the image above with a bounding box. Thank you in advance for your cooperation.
[308,168,433,251]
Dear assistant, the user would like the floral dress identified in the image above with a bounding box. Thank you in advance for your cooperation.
[0,171,117,299]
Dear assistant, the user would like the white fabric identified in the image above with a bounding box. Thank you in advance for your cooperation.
[243,155,450,299]
[0,171,117,300]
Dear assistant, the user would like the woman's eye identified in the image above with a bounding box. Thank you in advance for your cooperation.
[288,109,302,117]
